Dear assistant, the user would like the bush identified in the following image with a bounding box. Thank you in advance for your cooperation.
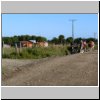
[2,53,10,58]
[2,45,70,59]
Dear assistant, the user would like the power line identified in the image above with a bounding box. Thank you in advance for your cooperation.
[69,19,77,41]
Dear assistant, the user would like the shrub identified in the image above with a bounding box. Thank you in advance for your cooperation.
[2,53,10,58]
[2,45,70,59]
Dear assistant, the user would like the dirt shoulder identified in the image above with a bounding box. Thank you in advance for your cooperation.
[2,50,98,86]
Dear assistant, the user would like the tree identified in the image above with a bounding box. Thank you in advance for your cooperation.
[17,36,21,41]
[31,35,36,40]
[2,37,13,45]
[74,38,82,44]
[66,37,73,44]
[86,38,97,43]
[7,37,13,45]
[36,36,47,42]
[13,35,19,42]
[24,35,31,40]
[17,35,25,41]
[58,35,65,44]
[51,37,59,44]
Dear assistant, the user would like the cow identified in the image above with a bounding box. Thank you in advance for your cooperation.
[88,41,95,51]
[35,42,48,47]
[80,40,87,53]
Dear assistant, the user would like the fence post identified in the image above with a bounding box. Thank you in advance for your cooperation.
[19,42,22,53]
[2,41,4,54]
[15,43,18,54]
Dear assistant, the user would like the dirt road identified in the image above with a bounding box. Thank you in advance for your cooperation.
[2,50,98,86]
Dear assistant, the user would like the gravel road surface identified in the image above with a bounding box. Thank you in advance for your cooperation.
[2,50,98,86]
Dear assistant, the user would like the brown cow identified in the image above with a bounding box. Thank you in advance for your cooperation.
[35,42,48,47]
[88,41,95,51]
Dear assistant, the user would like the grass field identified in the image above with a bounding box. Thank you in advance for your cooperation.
[2,45,70,59]
[2,44,98,59]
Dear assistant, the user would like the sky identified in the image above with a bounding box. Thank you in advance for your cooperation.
[2,14,98,40]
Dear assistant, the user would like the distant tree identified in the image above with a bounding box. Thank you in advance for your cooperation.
[24,35,30,40]
[36,36,47,42]
[42,37,47,41]
[2,37,8,44]
[58,35,65,44]
[86,38,97,43]
[17,36,21,41]
[13,35,19,42]
[74,38,82,44]
[51,37,59,44]
[7,37,13,45]
[66,37,73,44]
[2,35,49,45]
[19,35,25,41]
[31,35,36,40]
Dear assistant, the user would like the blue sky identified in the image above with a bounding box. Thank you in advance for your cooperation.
[2,14,98,40]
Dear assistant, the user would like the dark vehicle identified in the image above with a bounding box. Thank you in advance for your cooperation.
[71,42,80,54]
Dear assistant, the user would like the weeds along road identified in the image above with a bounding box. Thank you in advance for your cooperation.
[2,50,98,86]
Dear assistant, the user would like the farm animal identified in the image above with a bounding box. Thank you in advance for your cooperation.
[35,42,48,47]
[80,40,87,53]
[88,41,95,51]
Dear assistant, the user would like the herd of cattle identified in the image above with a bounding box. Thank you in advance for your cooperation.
[71,40,95,54]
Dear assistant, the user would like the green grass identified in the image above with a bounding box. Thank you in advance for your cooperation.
[2,47,15,58]
[94,44,98,50]
[2,45,70,59]
[2,47,15,54]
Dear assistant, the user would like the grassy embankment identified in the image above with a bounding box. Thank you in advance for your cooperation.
[2,45,70,59]
[2,44,98,59]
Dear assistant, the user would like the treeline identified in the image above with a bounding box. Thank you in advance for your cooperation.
[2,34,98,45]
[2,35,47,45]
[49,35,98,44]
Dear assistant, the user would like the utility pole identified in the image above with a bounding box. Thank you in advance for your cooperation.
[94,32,96,39]
[69,19,77,42]
[94,32,97,43]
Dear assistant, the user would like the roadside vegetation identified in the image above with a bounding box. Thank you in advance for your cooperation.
[2,34,98,59]
[2,45,70,59]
